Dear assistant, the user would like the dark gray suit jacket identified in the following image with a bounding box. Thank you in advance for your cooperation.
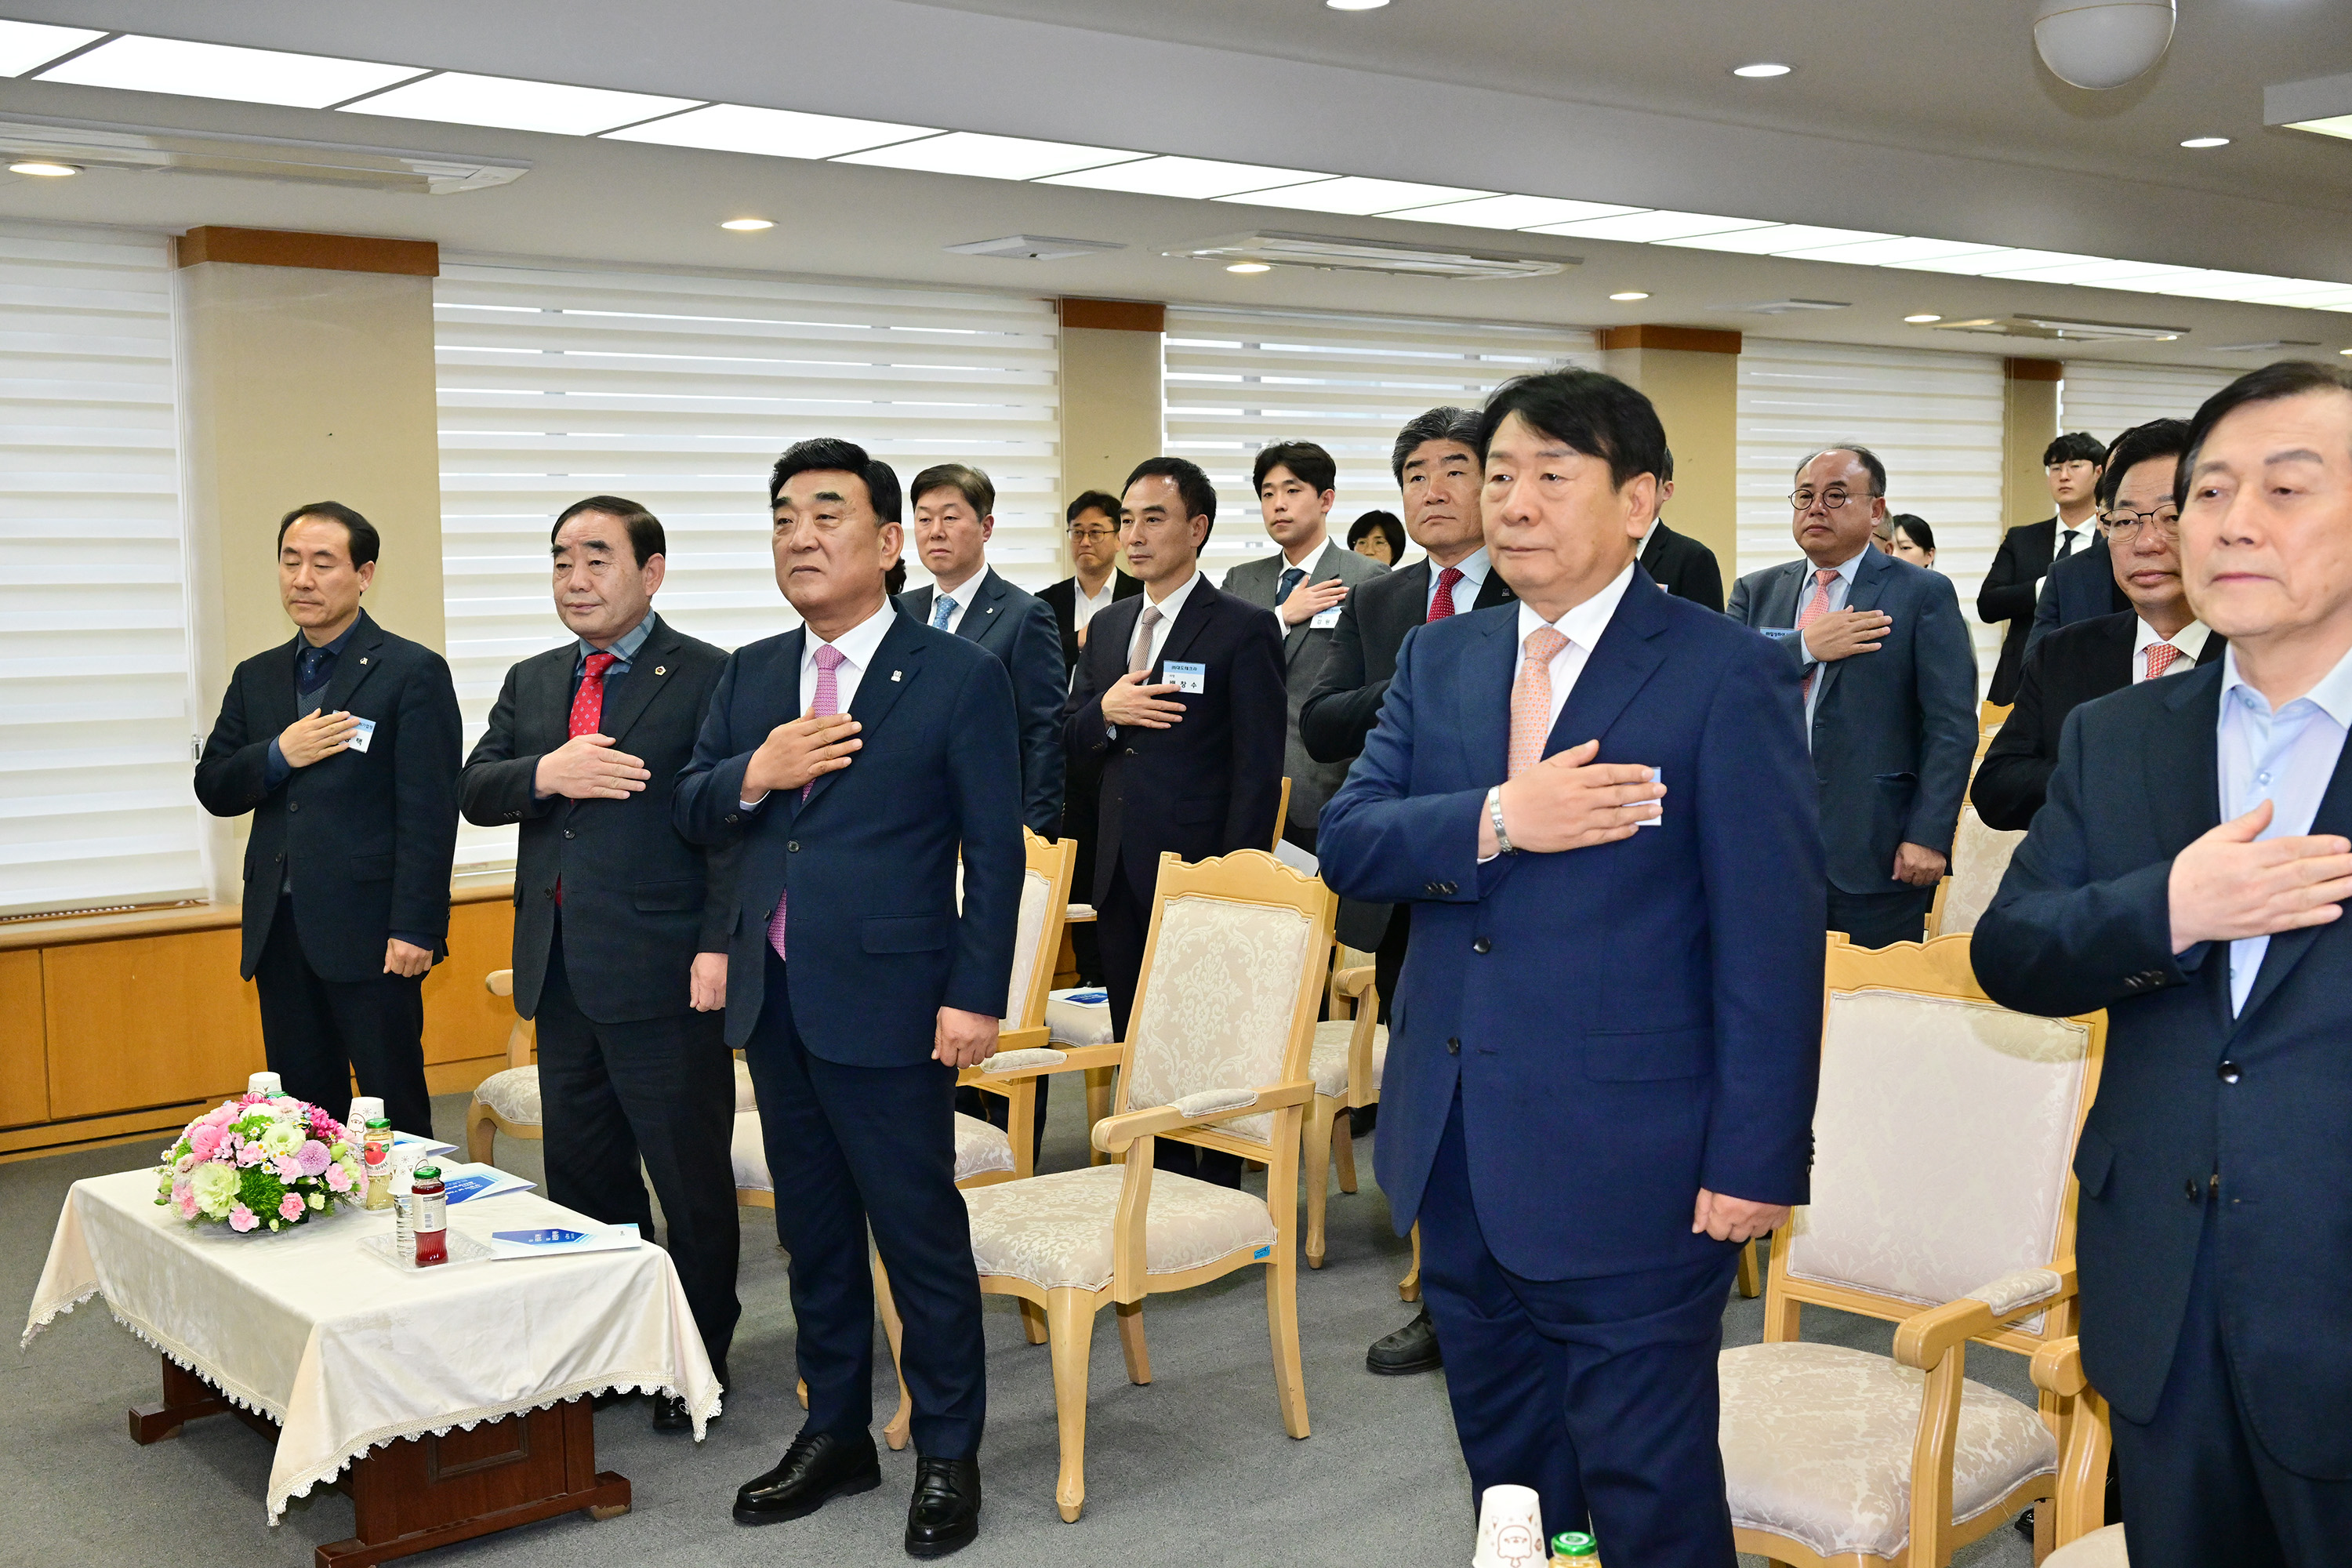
[1726,549,1979,895]
[1220,541,1387,836]
[459,614,737,1025]
[2024,532,2131,660]
[898,566,1068,836]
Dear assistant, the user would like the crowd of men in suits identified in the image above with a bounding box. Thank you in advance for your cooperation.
[191,355,2352,1565]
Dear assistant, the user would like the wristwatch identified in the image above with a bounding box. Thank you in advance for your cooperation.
[1486,786,1515,855]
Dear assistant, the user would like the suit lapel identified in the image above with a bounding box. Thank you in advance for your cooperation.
[1154,579,1218,672]
[1810,553,1879,712]
[2234,715,2352,1029]
[318,611,387,713]
[797,618,922,817]
[1471,567,1516,612]
[1547,568,1669,757]
[960,568,1007,647]
[593,615,679,746]
[1460,608,1517,783]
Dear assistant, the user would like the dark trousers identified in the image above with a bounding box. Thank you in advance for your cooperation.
[1282,818,1317,855]
[535,931,740,1374]
[2110,1200,2352,1567]
[745,948,985,1458]
[1099,856,1241,1190]
[254,897,432,1138]
[1419,1094,1738,1567]
[1827,885,1935,949]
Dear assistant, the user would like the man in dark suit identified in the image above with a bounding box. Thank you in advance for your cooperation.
[1063,456,1285,1185]
[1320,369,1820,1564]
[896,463,1065,837]
[1637,446,1726,612]
[675,438,1022,1557]
[1728,445,1979,949]
[1976,421,2219,830]
[195,503,459,1141]
[1038,491,1141,985]
[1974,361,2352,1566]
[1221,440,1387,852]
[459,496,739,1426]
[2025,528,2136,659]
[1980,432,2107,702]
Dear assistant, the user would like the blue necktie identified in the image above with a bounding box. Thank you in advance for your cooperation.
[931,593,956,630]
[1276,568,1305,611]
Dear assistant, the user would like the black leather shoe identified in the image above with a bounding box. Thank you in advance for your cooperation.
[904,1455,982,1559]
[733,1428,882,1525]
[1367,1307,1443,1375]
[652,1392,711,1432]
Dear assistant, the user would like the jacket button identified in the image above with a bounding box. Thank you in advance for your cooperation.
[2217,1059,2241,1084]
[274,852,284,862]
[2185,1177,2204,1203]
[288,800,299,813]
[725,813,739,825]
[1125,747,1138,757]
[1442,881,1457,895]
[787,841,800,853]
[562,829,575,840]
[543,887,555,900]
[1472,936,1492,955]
[1446,1037,1461,1055]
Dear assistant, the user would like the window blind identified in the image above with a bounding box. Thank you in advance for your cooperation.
[434,257,1060,872]
[1163,306,1598,574]
[1736,337,2008,694]
[0,220,201,917]
[2058,359,2235,446]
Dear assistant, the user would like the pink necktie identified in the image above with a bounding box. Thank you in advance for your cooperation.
[2145,642,2181,681]
[768,644,846,962]
[1428,565,1463,622]
[1795,568,1838,697]
[1508,627,1570,780]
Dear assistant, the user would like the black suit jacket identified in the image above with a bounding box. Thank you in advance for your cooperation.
[2024,533,2131,660]
[1639,520,1725,613]
[1973,613,2222,831]
[1980,517,2063,704]
[194,610,462,983]
[1038,570,1142,673]
[1299,558,1517,768]
[458,615,737,1025]
[1974,662,2352,1475]
[1062,578,1287,908]
[897,568,1067,835]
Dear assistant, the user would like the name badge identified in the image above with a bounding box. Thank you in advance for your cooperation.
[1310,606,1342,630]
[1163,660,1207,695]
[1638,766,1661,827]
[347,717,377,754]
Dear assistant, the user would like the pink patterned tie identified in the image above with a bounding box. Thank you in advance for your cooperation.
[768,643,847,962]
[2145,641,2181,681]
[1795,568,1838,697]
[1508,627,1570,779]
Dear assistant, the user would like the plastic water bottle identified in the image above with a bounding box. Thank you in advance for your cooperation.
[1550,1533,1599,1567]
[390,1157,419,1258]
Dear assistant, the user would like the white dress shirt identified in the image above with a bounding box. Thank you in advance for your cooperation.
[1515,561,1639,732]
[2132,617,2210,684]
[926,565,985,637]
[1073,575,1116,634]
[1426,547,1493,619]
[742,599,898,808]
[2055,522,2089,561]
[1131,569,1203,672]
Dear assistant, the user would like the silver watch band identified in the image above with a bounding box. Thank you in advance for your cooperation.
[1487,785,1515,855]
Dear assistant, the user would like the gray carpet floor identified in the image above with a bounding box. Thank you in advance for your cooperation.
[5,1094,2040,1567]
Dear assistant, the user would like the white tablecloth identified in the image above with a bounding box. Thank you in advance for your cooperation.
[24,1169,720,1523]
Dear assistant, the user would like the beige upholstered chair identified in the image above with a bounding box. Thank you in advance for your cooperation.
[2030,1337,2126,1566]
[960,848,1330,1521]
[1926,800,2027,939]
[1302,953,1386,1268]
[1722,933,2107,1568]
[465,970,541,1162]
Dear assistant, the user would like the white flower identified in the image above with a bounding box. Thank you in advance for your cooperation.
[307,1191,325,1210]
[190,1162,240,1218]
[260,1120,306,1157]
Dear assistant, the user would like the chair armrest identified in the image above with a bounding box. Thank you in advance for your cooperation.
[960,1039,1122,1088]
[486,968,514,999]
[1893,1263,2076,1369]
[2031,1334,2087,1398]
[1091,1080,1314,1153]
[1331,965,1373,1000]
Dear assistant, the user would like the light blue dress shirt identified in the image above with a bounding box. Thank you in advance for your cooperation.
[1793,548,1871,731]
[2215,643,2352,1014]
[1425,547,1493,619]
[574,612,652,683]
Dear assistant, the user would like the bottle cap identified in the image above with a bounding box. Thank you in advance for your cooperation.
[1552,1534,1597,1558]
[414,1164,441,1181]
[365,1118,391,1130]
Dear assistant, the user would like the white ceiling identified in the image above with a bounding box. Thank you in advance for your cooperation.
[0,0,2347,368]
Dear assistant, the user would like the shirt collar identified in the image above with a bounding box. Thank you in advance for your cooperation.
[2220,641,2352,726]
[1279,538,1332,577]
[931,564,988,607]
[1517,561,1639,649]
[1432,546,1491,590]
[579,612,654,666]
[1639,517,1662,556]
[1824,547,1871,587]
[806,599,897,672]
[2134,615,2208,661]
[1144,568,1202,618]
[1077,575,1116,605]
[299,617,361,660]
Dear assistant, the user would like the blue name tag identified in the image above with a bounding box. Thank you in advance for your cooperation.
[347,717,376,753]
[492,1229,586,1245]
[1163,660,1206,694]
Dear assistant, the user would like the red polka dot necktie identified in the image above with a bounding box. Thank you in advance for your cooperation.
[1428,564,1464,622]
[2145,641,2181,681]
[554,652,618,906]
[768,644,847,963]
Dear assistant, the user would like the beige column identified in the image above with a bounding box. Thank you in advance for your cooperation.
[175,226,446,898]
[2003,358,2063,527]
[1597,325,1742,573]
[1057,299,1164,576]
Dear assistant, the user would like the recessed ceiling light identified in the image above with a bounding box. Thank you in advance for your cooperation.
[1609,291,1650,301]
[720,218,774,231]
[2180,136,2230,149]
[834,132,1145,180]
[1327,0,1390,9]
[0,19,105,78]
[2341,347,2352,357]
[8,160,79,177]
[1227,261,1272,273]
[1733,63,1792,78]
[1904,313,1943,323]
[604,103,938,161]
[339,71,701,136]
[36,34,430,109]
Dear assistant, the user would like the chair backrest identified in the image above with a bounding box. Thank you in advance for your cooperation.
[1118,850,1333,1148]
[1930,800,2027,938]
[1004,829,1076,1029]
[1775,933,2104,1352]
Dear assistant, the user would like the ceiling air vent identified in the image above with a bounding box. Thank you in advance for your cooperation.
[0,115,527,194]
[1713,299,1850,315]
[1164,230,1573,281]
[1933,315,2187,342]
[944,234,1126,260]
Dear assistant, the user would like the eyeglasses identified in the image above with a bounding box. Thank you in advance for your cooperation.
[1788,488,1880,511]
[2102,506,2180,541]
[1067,526,1117,543]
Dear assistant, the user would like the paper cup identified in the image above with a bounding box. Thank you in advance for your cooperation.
[1472,1483,1546,1568]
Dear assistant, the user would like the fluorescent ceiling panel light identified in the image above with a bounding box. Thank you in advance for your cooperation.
[340,72,700,136]
[2283,114,2352,140]
[37,34,428,109]
[2130,269,2347,303]
[1393,194,1642,230]
[1038,155,1334,200]
[835,131,1145,180]
[2265,73,2352,140]
[1883,247,2097,276]
[0,19,103,77]
[2242,284,2352,309]
[1772,235,2007,267]
[1531,209,1773,242]
[1664,223,1888,254]
[1978,256,2184,285]
[603,103,936,159]
[1225,176,1496,215]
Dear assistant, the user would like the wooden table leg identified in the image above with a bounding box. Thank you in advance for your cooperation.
[129,1355,231,1443]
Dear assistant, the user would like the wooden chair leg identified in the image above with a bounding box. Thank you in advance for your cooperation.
[1007,1083,1037,1182]
[875,1253,912,1451]
[1018,1298,1049,1346]
[1046,1289,1095,1522]
[1301,1096,1334,1269]
[1736,1236,1762,1300]
[1115,1300,1150,1385]
[1083,1068,1114,1168]
[1266,1250,1310,1439]
[1332,1110,1358,1194]
[1398,1221,1422,1303]
[796,1379,808,1409]
[465,1102,496,1165]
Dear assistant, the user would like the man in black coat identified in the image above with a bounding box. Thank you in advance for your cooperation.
[1975,361,2352,1564]
[459,496,739,1421]
[1637,446,1726,612]
[1037,491,1141,983]
[1063,456,1285,1185]
[2025,529,2134,659]
[1979,431,2106,702]
[194,503,460,1141]
[1975,421,2219,831]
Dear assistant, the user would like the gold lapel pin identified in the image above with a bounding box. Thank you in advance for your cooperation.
[358,657,368,666]
[654,665,666,676]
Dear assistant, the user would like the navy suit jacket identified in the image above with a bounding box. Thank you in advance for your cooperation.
[673,610,1025,1059]
[1727,549,1979,895]
[898,567,1067,837]
[1974,662,2352,1477]
[1317,569,1823,1279]
[2024,533,2131,659]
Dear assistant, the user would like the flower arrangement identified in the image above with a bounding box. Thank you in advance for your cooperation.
[154,1093,365,1233]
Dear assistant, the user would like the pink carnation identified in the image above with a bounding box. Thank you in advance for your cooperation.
[200,1104,238,1128]
[271,1154,304,1183]
[235,1139,267,1167]
[296,1139,332,1177]
[278,1192,307,1223]
[171,1181,197,1220]
[187,1124,224,1162]
[228,1204,258,1232]
[324,1163,353,1193]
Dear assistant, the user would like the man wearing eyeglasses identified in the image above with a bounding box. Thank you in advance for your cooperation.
[1040,492,1142,985]
[1728,445,1978,948]
[1975,420,2223,832]
[1981,433,2108,702]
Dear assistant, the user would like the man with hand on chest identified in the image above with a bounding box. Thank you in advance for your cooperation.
[459,495,739,1425]
[195,503,459,1142]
